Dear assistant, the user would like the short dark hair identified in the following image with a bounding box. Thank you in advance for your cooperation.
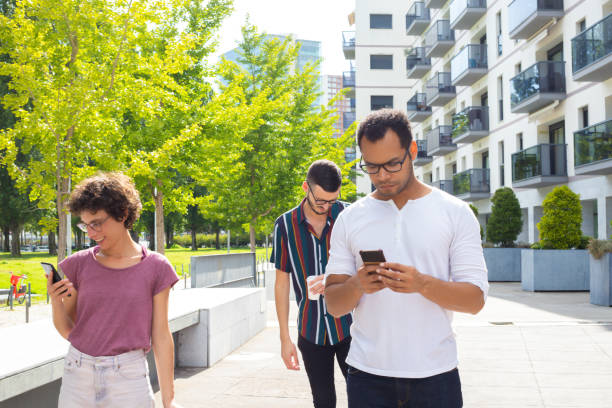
[357,108,413,149]
[68,172,142,230]
[306,160,342,192]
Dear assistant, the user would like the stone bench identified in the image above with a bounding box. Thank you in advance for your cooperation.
[0,287,266,408]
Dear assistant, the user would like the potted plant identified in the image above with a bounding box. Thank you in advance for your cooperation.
[522,185,590,291]
[587,238,612,306]
[484,188,523,281]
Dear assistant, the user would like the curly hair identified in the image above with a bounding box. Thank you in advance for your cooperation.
[357,108,413,149]
[68,172,142,230]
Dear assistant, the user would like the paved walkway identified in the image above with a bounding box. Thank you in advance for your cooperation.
[155,283,612,408]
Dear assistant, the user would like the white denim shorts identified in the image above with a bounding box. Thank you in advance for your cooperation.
[58,344,155,408]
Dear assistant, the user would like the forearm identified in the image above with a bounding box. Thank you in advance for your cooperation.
[153,331,175,406]
[324,275,362,318]
[51,300,74,339]
[419,276,484,314]
[274,280,291,341]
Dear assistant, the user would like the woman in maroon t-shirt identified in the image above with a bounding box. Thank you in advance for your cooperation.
[46,172,180,408]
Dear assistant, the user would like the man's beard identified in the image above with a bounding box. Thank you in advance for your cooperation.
[306,196,328,215]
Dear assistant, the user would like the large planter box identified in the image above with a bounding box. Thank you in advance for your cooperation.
[521,249,589,291]
[483,248,522,281]
[590,253,612,306]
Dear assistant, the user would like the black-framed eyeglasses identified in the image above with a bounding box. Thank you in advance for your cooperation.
[307,182,340,206]
[359,150,410,174]
[77,216,111,233]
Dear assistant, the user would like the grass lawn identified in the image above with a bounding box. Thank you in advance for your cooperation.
[0,246,272,299]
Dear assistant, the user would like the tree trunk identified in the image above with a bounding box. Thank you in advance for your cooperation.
[215,229,220,250]
[48,231,57,255]
[191,229,197,251]
[154,184,165,255]
[56,174,70,262]
[249,219,256,253]
[10,225,21,257]
[2,227,8,252]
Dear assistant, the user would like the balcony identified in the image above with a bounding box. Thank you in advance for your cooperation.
[508,0,564,40]
[426,126,456,156]
[349,97,356,110]
[406,93,432,122]
[450,0,486,30]
[433,179,454,194]
[452,106,489,144]
[425,0,448,9]
[406,47,432,79]
[414,140,433,166]
[510,61,566,114]
[572,14,612,82]
[450,44,488,86]
[511,143,568,188]
[574,119,612,175]
[343,111,356,132]
[424,20,455,58]
[342,31,355,59]
[453,168,490,201]
[342,70,355,98]
[425,72,456,106]
[406,2,431,36]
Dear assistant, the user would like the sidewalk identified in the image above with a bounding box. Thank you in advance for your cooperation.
[155,283,612,408]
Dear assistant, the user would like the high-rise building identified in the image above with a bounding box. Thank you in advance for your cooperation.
[343,0,612,241]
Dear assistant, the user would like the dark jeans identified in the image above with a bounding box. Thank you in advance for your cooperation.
[347,365,463,408]
[297,335,351,408]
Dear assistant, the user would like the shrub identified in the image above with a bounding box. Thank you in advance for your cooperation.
[587,238,612,259]
[486,187,522,247]
[537,185,582,249]
[469,204,484,240]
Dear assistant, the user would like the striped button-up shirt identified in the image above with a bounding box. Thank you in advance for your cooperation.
[271,199,352,346]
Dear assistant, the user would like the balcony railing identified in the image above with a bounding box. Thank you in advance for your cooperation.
[343,112,356,131]
[406,47,431,78]
[574,119,612,174]
[433,179,454,194]
[450,0,486,30]
[424,20,455,57]
[342,71,355,88]
[406,93,432,122]
[349,98,356,109]
[453,168,490,197]
[342,31,355,59]
[512,144,567,185]
[508,0,564,39]
[510,61,566,114]
[425,72,456,106]
[426,125,456,155]
[406,2,431,35]
[414,140,433,166]
[450,44,488,85]
[452,106,489,143]
[572,13,612,81]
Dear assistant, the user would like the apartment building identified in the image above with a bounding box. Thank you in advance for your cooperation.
[343,0,612,243]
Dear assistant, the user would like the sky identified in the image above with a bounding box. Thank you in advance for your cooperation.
[213,0,355,76]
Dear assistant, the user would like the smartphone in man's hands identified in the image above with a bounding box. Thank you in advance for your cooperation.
[359,249,387,276]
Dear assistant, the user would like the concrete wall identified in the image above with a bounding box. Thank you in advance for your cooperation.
[191,253,256,288]
[484,248,522,281]
[590,253,612,306]
[522,249,590,291]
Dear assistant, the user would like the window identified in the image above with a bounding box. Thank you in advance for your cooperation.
[481,92,488,107]
[452,163,457,175]
[436,167,440,180]
[578,19,586,33]
[516,133,523,151]
[580,106,589,129]
[370,55,393,69]
[370,14,392,29]
[515,63,522,75]
[499,141,505,186]
[547,43,563,62]
[496,12,502,56]
[482,152,489,169]
[371,95,393,110]
[497,75,504,122]
[461,156,466,171]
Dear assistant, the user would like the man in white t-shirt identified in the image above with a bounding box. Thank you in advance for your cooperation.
[324,108,488,408]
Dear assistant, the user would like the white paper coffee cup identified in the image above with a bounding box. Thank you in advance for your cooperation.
[306,275,322,301]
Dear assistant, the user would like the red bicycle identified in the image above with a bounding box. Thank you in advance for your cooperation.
[7,272,28,305]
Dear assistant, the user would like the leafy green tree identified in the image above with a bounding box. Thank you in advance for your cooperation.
[486,187,522,247]
[537,185,582,249]
[213,22,354,251]
[469,203,483,240]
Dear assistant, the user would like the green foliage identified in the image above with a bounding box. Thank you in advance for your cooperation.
[486,187,522,247]
[468,204,484,240]
[537,185,582,249]
[587,238,612,259]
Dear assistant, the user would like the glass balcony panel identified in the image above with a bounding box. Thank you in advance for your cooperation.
[510,61,566,113]
[407,93,431,112]
[574,119,612,170]
[453,168,490,196]
[425,72,456,106]
[342,31,355,59]
[406,2,431,33]
[508,0,564,39]
[450,44,488,84]
[512,144,567,183]
[342,71,356,88]
[571,14,612,81]
[450,0,486,29]
[406,47,431,70]
[452,106,489,142]
[425,20,455,57]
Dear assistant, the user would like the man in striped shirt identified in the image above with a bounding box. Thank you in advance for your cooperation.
[272,159,352,408]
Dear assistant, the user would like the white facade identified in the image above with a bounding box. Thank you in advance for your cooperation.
[345,0,612,242]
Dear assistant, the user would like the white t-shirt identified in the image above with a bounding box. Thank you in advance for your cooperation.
[325,188,489,378]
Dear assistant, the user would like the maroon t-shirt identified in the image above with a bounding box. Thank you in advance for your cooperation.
[59,245,178,356]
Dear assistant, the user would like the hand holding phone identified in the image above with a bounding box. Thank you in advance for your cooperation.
[42,262,70,297]
[359,249,386,265]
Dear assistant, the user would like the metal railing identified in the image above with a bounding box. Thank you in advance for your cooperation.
[450,44,487,82]
[416,139,430,159]
[508,0,564,34]
[574,119,612,167]
[511,143,567,182]
[450,0,486,26]
[426,125,454,151]
[342,70,356,87]
[342,31,355,49]
[425,72,455,102]
[406,2,430,30]
[452,106,489,138]
[433,179,454,194]
[510,61,566,108]
[453,168,490,195]
[407,93,431,112]
[406,47,431,70]
[571,13,612,74]
[425,20,454,47]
